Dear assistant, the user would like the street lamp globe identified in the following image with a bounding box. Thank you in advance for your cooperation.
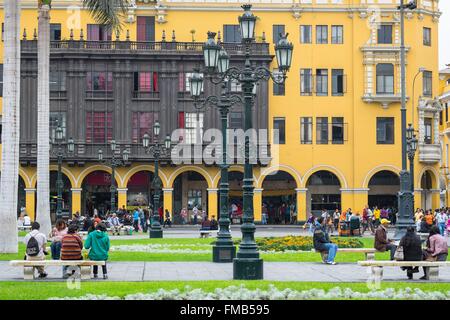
[411,135,418,153]
[110,140,117,152]
[123,149,130,162]
[98,149,103,161]
[203,32,221,70]
[56,126,63,142]
[238,4,256,41]
[154,121,161,137]
[67,137,75,153]
[142,133,150,148]
[275,33,293,73]
[406,123,414,140]
[165,134,171,150]
[217,48,230,74]
[189,71,204,98]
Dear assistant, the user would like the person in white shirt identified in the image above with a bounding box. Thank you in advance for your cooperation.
[23,214,31,226]
[23,222,48,278]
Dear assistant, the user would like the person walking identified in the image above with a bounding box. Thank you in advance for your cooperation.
[132,208,140,232]
[436,210,448,236]
[84,222,110,279]
[313,217,338,265]
[262,204,268,225]
[374,218,397,260]
[399,227,422,279]
[23,222,48,278]
[421,226,449,280]
[333,209,340,231]
[180,207,188,225]
[163,209,172,228]
[49,219,68,260]
[303,213,315,234]
[60,224,83,278]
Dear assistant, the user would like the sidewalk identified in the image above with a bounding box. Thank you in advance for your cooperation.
[2,261,449,282]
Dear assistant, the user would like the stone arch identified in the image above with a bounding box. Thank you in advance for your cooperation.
[122,165,169,188]
[417,166,440,189]
[18,168,33,188]
[32,166,76,189]
[75,164,122,188]
[256,165,302,189]
[362,165,401,188]
[212,166,258,189]
[167,166,214,189]
[302,165,348,189]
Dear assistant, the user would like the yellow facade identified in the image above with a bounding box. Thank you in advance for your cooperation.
[0,0,444,221]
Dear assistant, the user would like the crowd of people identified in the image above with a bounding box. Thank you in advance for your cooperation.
[261,202,297,225]
[414,208,450,236]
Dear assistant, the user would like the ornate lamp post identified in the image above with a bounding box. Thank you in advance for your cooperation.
[199,4,293,279]
[98,141,130,214]
[142,121,172,238]
[406,124,418,194]
[394,0,417,240]
[189,49,242,262]
[51,124,74,219]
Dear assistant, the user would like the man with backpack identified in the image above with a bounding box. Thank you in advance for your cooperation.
[23,222,48,278]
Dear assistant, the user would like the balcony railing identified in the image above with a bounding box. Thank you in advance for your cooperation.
[21,40,270,56]
[132,91,160,100]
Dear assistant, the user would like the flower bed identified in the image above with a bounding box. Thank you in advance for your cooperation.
[48,285,449,300]
[254,236,363,252]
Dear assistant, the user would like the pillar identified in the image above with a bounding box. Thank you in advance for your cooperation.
[340,189,354,212]
[71,188,82,214]
[414,189,422,210]
[295,188,307,221]
[163,188,173,218]
[207,188,218,218]
[352,189,369,213]
[253,188,263,222]
[117,188,128,209]
[24,188,36,221]
[431,189,441,210]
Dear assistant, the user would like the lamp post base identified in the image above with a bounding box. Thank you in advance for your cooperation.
[233,258,263,280]
[212,245,236,263]
[149,229,163,238]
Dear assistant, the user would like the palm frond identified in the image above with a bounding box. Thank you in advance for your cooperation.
[82,0,130,31]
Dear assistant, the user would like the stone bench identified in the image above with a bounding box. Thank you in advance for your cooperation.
[10,260,105,280]
[200,229,219,238]
[358,260,450,281]
[314,248,377,262]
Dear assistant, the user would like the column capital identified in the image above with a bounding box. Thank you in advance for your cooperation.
[207,188,219,193]
[117,188,128,193]
[295,188,308,193]
[24,188,36,193]
[162,188,174,193]
[254,188,264,193]
[340,188,370,193]
[71,188,82,193]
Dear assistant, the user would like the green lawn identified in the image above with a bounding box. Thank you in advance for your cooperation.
[0,281,449,300]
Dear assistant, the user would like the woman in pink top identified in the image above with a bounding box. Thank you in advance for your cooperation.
[421,225,448,280]
[50,219,68,260]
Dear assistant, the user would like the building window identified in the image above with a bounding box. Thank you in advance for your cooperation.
[86,112,113,143]
[87,24,112,41]
[316,25,328,44]
[223,25,241,43]
[137,16,155,42]
[332,117,344,144]
[273,117,286,144]
[50,24,61,41]
[133,72,158,92]
[179,112,203,144]
[316,117,328,144]
[179,72,203,93]
[377,25,392,44]
[423,71,432,97]
[50,71,66,92]
[376,117,394,144]
[316,69,328,96]
[424,118,432,144]
[87,72,113,91]
[132,112,159,143]
[229,79,242,93]
[273,25,285,44]
[50,112,66,143]
[187,190,202,210]
[332,69,344,95]
[0,64,3,97]
[300,25,312,44]
[300,69,313,95]
[331,25,343,44]
[229,112,243,129]
[423,27,431,46]
[300,117,312,144]
[376,64,394,94]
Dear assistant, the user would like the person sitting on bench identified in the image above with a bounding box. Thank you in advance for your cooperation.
[23,222,48,278]
[313,217,338,265]
[421,226,449,280]
[374,218,397,260]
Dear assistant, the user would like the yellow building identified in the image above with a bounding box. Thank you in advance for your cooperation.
[439,67,450,206]
[0,0,444,223]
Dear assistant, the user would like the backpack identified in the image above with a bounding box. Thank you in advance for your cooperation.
[26,235,40,257]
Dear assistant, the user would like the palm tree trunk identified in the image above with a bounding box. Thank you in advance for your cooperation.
[36,4,51,236]
[0,0,21,253]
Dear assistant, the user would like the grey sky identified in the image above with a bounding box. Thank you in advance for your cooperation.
[440,1,450,69]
